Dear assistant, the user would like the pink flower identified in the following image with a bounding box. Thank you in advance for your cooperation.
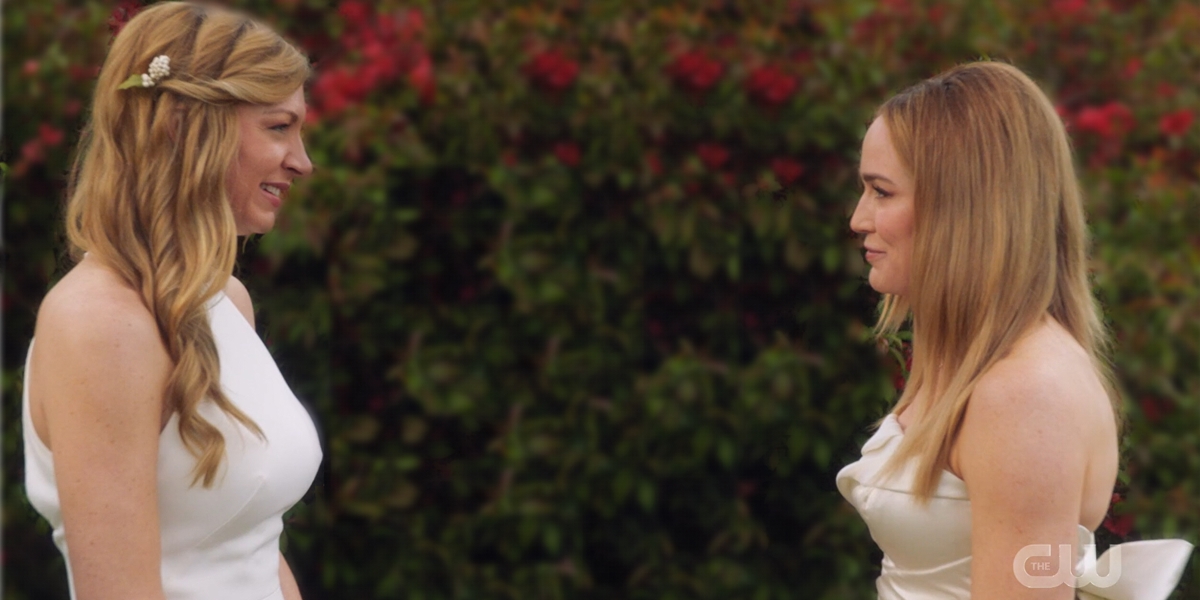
[666,50,724,94]
[745,64,798,109]
[524,50,579,93]
[770,157,804,186]
[1158,109,1193,137]
[553,141,581,167]
[696,143,730,170]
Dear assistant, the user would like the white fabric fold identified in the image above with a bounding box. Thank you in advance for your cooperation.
[1076,534,1193,600]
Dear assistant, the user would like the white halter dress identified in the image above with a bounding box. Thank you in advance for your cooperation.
[836,413,1192,600]
[23,292,323,600]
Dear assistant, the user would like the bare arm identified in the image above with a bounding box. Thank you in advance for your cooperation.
[279,552,302,600]
[958,365,1088,600]
[31,281,172,600]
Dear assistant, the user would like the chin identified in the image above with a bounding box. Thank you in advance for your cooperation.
[236,222,276,236]
[867,274,903,296]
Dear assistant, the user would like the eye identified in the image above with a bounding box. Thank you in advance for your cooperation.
[872,186,892,199]
[269,122,290,132]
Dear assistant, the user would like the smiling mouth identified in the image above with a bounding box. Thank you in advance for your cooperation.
[261,184,282,197]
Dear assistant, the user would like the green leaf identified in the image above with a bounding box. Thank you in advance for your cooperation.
[117,74,145,89]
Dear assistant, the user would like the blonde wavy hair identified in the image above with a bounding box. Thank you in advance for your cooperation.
[872,61,1118,502]
[65,1,310,487]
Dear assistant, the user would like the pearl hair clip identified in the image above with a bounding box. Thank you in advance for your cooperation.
[118,55,171,89]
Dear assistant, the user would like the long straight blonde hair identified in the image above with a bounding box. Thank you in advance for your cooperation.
[65,2,310,487]
[873,62,1118,502]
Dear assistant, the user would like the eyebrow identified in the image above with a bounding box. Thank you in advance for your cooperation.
[261,108,302,122]
[860,172,894,185]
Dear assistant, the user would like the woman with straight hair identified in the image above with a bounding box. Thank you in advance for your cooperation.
[837,61,1192,599]
[21,2,320,599]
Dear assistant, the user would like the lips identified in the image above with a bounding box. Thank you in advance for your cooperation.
[864,247,885,262]
[259,183,286,208]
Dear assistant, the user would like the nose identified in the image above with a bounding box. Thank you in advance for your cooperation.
[285,137,314,177]
[849,190,874,236]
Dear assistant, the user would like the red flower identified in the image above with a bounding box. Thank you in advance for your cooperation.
[770,157,804,186]
[407,54,436,106]
[696,143,730,170]
[742,313,760,329]
[107,1,142,41]
[666,50,724,94]
[1051,0,1087,16]
[338,0,371,29]
[524,50,579,93]
[1102,493,1134,537]
[21,139,44,163]
[1138,395,1174,422]
[398,8,426,39]
[38,123,64,147]
[1122,57,1142,80]
[310,68,354,115]
[67,65,96,82]
[1073,102,1133,139]
[746,64,798,109]
[1156,83,1178,99]
[645,151,663,176]
[553,141,581,167]
[1158,110,1193,137]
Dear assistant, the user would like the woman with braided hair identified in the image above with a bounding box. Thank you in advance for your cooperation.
[21,3,319,599]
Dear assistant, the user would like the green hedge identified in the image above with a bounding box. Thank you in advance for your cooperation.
[4,1,1198,598]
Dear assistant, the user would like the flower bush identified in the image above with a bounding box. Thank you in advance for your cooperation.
[4,1,1198,598]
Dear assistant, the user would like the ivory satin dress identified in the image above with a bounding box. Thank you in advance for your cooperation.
[837,413,1192,600]
[23,292,323,600]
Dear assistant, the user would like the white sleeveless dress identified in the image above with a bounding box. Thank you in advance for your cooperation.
[837,414,1193,600]
[22,292,323,600]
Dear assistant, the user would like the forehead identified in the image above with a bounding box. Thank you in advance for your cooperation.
[859,118,910,181]
[245,87,307,118]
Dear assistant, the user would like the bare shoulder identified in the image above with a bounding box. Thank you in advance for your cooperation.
[964,321,1108,439]
[954,319,1113,493]
[36,262,164,362]
[31,260,173,445]
[223,275,255,328]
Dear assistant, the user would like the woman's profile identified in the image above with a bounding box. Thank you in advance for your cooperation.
[21,2,320,599]
[837,61,1192,599]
